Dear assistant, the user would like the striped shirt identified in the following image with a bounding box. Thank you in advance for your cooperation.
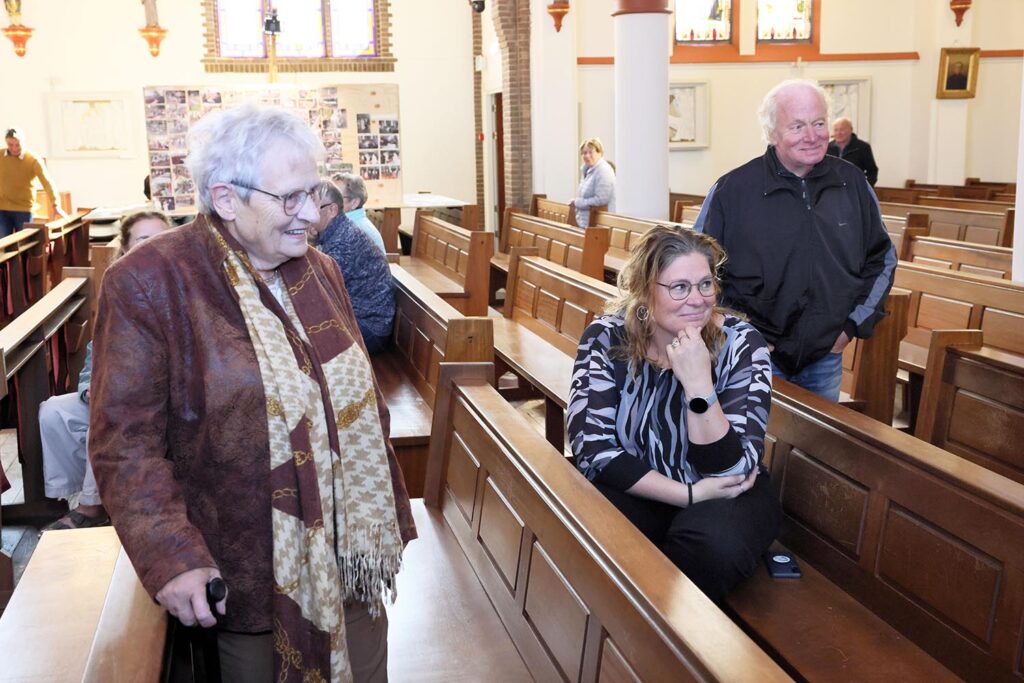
[567,314,772,489]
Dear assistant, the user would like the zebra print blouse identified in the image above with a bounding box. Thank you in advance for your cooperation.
[567,314,772,489]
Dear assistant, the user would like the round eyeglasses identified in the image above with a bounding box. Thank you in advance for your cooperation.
[231,181,320,216]
[656,278,716,301]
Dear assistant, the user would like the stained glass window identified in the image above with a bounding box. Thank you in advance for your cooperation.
[675,0,732,44]
[213,0,378,59]
[757,0,812,43]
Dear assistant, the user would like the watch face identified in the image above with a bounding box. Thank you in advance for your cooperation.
[689,396,709,414]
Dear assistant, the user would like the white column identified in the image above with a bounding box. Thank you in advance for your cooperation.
[613,2,671,220]
[530,0,579,204]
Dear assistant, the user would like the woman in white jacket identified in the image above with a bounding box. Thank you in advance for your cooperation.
[570,137,616,227]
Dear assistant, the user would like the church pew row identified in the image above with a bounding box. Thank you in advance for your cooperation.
[730,381,1024,682]
[0,228,47,329]
[880,201,1015,248]
[914,330,1024,485]
[398,211,493,316]
[370,264,492,497]
[918,196,1015,213]
[671,199,703,224]
[0,527,167,682]
[900,233,1013,280]
[365,207,402,254]
[490,209,609,305]
[424,364,790,682]
[893,261,1024,428]
[23,210,91,293]
[393,204,483,255]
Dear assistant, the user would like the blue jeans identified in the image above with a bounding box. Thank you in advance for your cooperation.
[772,351,843,402]
[0,210,32,238]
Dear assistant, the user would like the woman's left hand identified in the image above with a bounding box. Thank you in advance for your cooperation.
[666,326,714,395]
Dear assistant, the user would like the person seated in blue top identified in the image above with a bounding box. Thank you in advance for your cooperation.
[332,172,386,252]
[311,179,395,354]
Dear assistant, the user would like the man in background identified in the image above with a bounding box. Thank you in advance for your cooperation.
[827,117,879,187]
[333,172,386,252]
[0,127,66,236]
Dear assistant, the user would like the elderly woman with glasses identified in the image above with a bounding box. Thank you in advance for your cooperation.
[89,105,415,683]
[566,225,780,601]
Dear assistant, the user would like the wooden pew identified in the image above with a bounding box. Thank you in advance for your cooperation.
[918,196,1015,213]
[671,201,703,224]
[365,207,401,253]
[371,264,493,496]
[89,235,122,291]
[880,201,1015,247]
[0,228,47,328]
[727,382,1024,681]
[914,329,1024,485]
[23,211,91,292]
[424,364,790,682]
[591,208,695,279]
[900,234,1013,280]
[0,273,94,525]
[881,211,929,255]
[529,193,581,226]
[839,290,910,425]
[422,203,482,230]
[0,527,167,681]
[874,186,927,203]
[400,212,493,316]
[494,250,618,449]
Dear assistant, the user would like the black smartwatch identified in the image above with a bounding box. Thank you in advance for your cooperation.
[688,390,718,414]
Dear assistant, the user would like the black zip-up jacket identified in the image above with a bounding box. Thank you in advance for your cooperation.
[826,133,879,186]
[695,147,897,376]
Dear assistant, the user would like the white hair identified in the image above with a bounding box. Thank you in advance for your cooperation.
[757,79,832,145]
[185,104,324,215]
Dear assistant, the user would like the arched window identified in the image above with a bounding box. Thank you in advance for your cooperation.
[203,0,394,73]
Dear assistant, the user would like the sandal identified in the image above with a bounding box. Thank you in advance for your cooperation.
[40,509,111,533]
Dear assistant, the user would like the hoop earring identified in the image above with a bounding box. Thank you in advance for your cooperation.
[636,305,649,322]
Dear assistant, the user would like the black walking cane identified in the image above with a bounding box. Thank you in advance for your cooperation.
[162,577,227,683]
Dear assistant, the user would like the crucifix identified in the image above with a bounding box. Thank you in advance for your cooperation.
[264,8,281,84]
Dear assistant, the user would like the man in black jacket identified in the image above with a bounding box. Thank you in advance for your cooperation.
[694,80,896,401]
[827,117,879,186]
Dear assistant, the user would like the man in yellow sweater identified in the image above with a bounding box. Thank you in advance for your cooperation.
[0,127,65,237]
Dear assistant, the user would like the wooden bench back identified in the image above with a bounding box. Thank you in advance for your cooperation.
[766,382,1024,681]
[23,210,91,292]
[390,264,494,409]
[915,330,1024,485]
[501,210,609,280]
[880,201,1014,247]
[894,262,1024,362]
[839,290,909,424]
[880,211,928,254]
[901,234,1013,280]
[933,185,995,200]
[504,251,618,355]
[411,213,493,315]
[874,186,926,204]
[365,207,401,253]
[919,196,1014,213]
[89,234,123,292]
[422,204,482,230]
[424,367,789,683]
[671,200,703,224]
[0,228,46,327]
[530,193,578,226]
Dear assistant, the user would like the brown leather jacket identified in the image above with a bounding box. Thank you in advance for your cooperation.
[89,216,416,632]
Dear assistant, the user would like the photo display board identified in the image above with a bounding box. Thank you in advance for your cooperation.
[143,84,402,214]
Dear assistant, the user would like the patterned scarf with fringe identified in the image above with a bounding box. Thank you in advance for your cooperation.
[210,222,402,682]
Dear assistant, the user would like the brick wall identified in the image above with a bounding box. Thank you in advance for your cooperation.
[492,0,533,211]
[473,12,485,208]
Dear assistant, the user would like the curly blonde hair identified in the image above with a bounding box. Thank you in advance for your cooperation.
[607,225,730,373]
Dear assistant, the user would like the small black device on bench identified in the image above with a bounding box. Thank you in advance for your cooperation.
[764,550,802,579]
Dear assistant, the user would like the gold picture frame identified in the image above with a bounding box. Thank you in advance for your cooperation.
[936,47,980,99]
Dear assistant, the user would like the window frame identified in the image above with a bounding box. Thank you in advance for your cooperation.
[202,0,395,73]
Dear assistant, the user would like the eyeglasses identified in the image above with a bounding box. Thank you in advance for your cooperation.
[657,278,716,301]
[231,181,320,216]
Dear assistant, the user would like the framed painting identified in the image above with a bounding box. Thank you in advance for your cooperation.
[936,47,979,99]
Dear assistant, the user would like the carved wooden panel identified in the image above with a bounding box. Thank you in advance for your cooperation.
[964,225,999,246]
[565,246,585,272]
[913,256,953,270]
[536,289,561,330]
[446,432,480,525]
[877,504,1002,645]
[478,477,525,594]
[560,302,592,343]
[929,221,960,240]
[782,449,868,559]
[916,293,973,330]
[548,241,568,265]
[979,309,1024,354]
[523,541,590,682]
[515,280,538,317]
[959,264,1006,279]
[597,636,642,683]
[945,389,1024,478]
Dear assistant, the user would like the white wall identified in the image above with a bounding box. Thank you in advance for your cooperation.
[0,0,477,208]
[564,0,1023,197]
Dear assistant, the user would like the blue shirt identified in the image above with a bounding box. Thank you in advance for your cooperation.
[345,207,387,253]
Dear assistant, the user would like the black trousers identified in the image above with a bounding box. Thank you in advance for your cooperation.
[595,473,782,602]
